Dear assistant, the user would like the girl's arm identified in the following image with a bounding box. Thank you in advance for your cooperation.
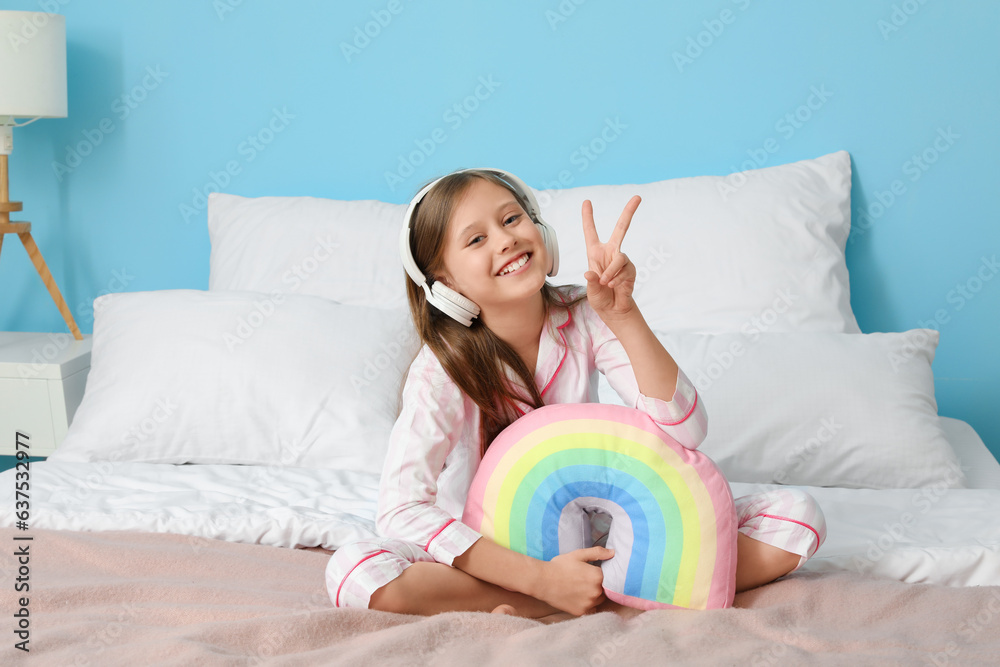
[588,298,707,450]
[580,197,706,448]
[377,346,483,565]
[581,195,674,400]
[452,537,613,617]
[599,306,679,402]
[380,346,612,614]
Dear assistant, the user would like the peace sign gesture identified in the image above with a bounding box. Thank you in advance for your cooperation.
[582,195,641,321]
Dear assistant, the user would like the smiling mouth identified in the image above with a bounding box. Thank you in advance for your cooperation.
[497,253,531,276]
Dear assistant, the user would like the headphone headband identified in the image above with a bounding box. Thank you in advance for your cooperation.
[399,168,559,327]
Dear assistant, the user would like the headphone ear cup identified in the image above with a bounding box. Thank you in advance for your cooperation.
[536,221,560,277]
[428,281,481,326]
[432,282,479,314]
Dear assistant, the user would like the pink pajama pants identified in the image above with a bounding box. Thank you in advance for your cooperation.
[326,488,827,610]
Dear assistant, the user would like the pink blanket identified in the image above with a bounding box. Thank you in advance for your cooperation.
[4,527,1000,666]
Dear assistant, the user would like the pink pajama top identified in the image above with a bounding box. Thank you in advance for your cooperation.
[376,287,707,567]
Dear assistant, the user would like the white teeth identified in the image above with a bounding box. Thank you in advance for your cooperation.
[499,254,529,275]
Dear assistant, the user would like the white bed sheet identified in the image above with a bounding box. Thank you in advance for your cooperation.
[732,482,1000,586]
[2,417,997,588]
[1,461,382,549]
[940,415,1000,490]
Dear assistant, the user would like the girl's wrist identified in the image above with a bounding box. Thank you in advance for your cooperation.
[526,556,550,599]
[596,300,644,333]
[453,536,552,600]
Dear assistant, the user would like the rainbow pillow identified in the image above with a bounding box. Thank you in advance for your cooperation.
[463,403,738,610]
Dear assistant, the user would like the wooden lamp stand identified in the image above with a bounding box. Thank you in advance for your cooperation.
[0,152,82,340]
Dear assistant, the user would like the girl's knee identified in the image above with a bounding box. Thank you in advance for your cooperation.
[735,488,828,564]
[783,490,827,564]
[325,539,386,609]
[326,538,434,609]
[787,489,828,549]
[741,488,826,532]
[367,576,404,614]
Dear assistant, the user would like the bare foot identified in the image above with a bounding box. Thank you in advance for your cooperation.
[490,604,518,616]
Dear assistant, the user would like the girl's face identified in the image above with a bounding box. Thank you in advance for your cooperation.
[437,178,549,313]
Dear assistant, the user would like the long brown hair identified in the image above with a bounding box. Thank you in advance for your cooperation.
[404,170,585,458]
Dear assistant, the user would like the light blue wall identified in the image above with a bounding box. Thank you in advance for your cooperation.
[2,1,998,457]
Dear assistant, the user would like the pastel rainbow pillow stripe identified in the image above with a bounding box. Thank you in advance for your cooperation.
[462,403,738,610]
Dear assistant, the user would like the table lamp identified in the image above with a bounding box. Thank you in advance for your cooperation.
[0,10,81,340]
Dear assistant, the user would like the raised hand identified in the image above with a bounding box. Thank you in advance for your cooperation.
[582,196,641,320]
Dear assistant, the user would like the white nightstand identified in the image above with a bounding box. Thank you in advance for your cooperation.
[0,332,92,457]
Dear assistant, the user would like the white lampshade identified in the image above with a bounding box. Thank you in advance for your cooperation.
[0,11,67,119]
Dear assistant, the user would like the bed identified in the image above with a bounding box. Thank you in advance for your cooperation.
[3,151,999,665]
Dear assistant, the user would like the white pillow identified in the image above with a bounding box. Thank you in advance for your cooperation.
[537,150,859,334]
[598,329,965,490]
[49,290,420,473]
[207,153,857,335]
[208,193,407,309]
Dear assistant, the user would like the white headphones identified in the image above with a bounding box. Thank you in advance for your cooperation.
[399,168,560,327]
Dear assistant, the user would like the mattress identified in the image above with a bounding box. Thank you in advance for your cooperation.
[2,416,997,588]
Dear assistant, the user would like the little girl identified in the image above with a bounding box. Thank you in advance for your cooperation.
[326,168,827,622]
